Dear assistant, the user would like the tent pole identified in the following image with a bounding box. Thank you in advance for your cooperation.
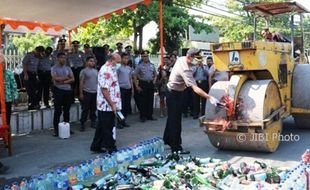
[0,24,7,127]
[159,0,164,68]
[68,30,72,48]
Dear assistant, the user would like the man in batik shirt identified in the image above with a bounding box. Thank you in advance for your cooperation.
[90,53,122,154]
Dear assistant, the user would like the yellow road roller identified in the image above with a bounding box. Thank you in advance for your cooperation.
[200,2,310,152]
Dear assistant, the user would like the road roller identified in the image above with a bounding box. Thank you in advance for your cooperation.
[200,2,310,152]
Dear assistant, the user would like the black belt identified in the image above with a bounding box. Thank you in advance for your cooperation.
[167,87,183,93]
[27,71,37,75]
[38,70,51,73]
[196,80,207,84]
[140,80,153,83]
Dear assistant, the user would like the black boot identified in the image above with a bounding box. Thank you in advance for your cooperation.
[91,121,97,129]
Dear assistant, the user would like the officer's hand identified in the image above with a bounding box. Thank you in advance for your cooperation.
[24,74,29,81]
[209,96,220,106]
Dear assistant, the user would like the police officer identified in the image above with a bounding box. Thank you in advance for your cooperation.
[83,44,97,63]
[52,38,67,61]
[192,55,209,119]
[163,48,218,154]
[23,46,44,110]
[51,52,75,137]
[67,40,85,100]
[38,47,54,108]
[115,42,123,55]
[133,50,157,122]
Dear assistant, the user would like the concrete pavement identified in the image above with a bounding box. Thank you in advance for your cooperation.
[0,112,309,187]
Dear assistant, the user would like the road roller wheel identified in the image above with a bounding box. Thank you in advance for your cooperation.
[205,80,283,152]
[293,114,310,129]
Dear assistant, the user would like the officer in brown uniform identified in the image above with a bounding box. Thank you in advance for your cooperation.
[23,46,45,110]
[67,40,85,100]
[133,50,157,122]
[163,48,218,154]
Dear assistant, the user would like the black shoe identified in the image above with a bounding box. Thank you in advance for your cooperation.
[70,130,74,135]
[193,116,199,119]
[28,106,36,111]
[0,165,9,174]
[116,125,124,129]
[45,105,51,108]
[147,117,157,121]
[91,148,107,154]
[108,147,118,154]
[53,133,59,137]
[34,105,41,110]
[122,122,130,127]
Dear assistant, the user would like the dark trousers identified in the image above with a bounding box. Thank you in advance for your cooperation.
[38,70,51,106]
[133,85,142,112]
[25,72,39,107]
[120,88,132,118]
[80,91,97,124]
[91,111,116,151]
[192,80,208,117]
[163,89,183,151]
[53,87,72,134]
[182,87,193,115]
[0,102,12,125]
[139,80,154,119]
[71,67,83,99]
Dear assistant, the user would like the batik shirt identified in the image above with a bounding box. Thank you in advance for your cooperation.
[97,61,122,111]
[4,70,18,102]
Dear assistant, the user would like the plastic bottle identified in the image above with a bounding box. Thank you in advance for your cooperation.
[3,185,11,190]
[93,157,102,176]
[67,166,78,185]
[59,169,69,189]
[19,178,28,190]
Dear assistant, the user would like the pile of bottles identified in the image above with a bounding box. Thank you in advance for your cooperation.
[72,151,309,190]
[278,149,310,190]
[3,137,165,190]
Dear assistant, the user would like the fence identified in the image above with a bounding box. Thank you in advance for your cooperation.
[3,49,24,72]
[3,51,161,72]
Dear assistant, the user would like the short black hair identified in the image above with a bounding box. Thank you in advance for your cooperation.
[86,56,95,62]
[207,56,213,60]
[121,52,129,58]
[57,52,66,58]
[35,46,45,52]
[45,47,53,53]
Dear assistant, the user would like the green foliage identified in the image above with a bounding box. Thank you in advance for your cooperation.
[148,1,212,53]
[208,0,291,42]
[73,0,212,53]
[12,33,53,53]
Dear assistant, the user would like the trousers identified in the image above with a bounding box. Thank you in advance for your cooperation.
[163,89,184,151]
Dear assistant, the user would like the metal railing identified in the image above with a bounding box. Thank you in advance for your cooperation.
[3,49,24,72]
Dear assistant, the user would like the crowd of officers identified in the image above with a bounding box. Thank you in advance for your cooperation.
[21,38,228,138]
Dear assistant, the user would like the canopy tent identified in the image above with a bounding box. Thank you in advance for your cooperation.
[0,0,152,31]
[0,0,165,156]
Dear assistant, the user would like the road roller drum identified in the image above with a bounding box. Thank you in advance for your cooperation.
[292,64,310,128]
[204,80,282,152]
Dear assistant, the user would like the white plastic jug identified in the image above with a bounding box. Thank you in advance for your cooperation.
[58,122,70,139]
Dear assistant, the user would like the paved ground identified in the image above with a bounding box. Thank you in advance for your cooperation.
[0,112,309,187]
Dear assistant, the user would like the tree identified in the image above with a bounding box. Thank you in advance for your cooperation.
[72,0,212,53]
[207,0,291,42]
[148,0,212,54]
[12,33,53,53]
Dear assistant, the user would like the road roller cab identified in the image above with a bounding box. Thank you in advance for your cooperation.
[200,2,310,152]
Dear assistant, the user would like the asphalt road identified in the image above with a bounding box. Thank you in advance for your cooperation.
[0,112,309,187]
